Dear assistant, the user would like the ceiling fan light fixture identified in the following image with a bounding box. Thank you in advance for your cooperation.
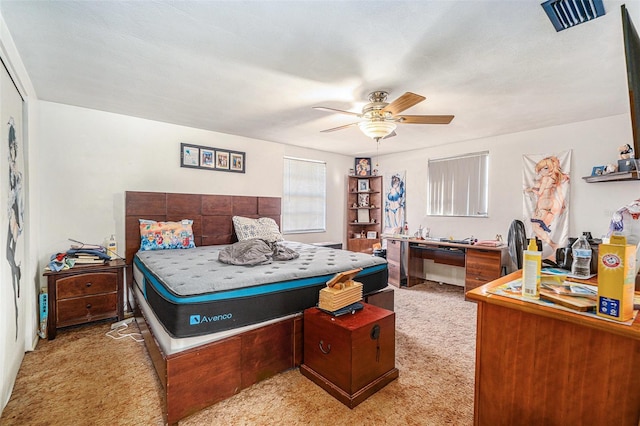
[358,120,397,140]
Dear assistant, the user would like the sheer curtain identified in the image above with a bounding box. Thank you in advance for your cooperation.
[427,151,489,217]
[282,157,326,233]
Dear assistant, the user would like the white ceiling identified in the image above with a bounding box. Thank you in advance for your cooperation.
[0,0,633,157]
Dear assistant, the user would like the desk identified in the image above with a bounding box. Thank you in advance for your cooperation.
[385,237,507,293]
[467,271,640,425]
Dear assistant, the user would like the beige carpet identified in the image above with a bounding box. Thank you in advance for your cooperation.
[0,282,476,425]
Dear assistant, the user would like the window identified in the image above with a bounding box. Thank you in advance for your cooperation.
[282,157,326,233]
[427,151,489,217]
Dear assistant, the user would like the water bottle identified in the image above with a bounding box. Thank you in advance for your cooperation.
[107,234,117,260]
[571,235,592,277]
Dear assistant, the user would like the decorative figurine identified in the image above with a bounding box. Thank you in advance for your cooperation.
[619,143,634,159]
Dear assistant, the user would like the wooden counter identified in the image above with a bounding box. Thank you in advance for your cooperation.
[467,271,640,425]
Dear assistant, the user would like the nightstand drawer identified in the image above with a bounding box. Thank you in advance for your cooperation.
[56,293,118,326]
[44,260,126,339]
[56,272,117,299]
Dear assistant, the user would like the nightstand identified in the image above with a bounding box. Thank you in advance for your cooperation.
[300,303,398,408]
[43,259,125,340]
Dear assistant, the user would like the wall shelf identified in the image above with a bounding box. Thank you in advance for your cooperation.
[582,171,639,183]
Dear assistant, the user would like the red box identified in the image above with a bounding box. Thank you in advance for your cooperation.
[300,303,398,408]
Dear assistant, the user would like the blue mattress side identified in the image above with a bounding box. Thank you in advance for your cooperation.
[134,255,386,305]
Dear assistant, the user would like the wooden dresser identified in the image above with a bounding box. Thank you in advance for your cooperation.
[300,303,399,408]
[467,271,640,425]
[44,260,125,339]
[464,247,504,293]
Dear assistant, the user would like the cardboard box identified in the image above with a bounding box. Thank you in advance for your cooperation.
[597,235,636,321]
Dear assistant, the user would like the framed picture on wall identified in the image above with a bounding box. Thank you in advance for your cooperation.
[355,157,371,176]
[358,179,369,192]
[216,151,230,169]
[200,149,215,168]
[181,144,200,167]
[229,151,245,173]
[180,142,246,173]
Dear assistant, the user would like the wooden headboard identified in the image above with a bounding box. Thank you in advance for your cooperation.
[125,191,282,268]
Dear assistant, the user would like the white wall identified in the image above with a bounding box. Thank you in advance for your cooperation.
[378,114,637,244]
[35,102,350,288]
[0,10,39,414]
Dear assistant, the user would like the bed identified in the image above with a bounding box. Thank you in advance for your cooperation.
[124,191,389,424]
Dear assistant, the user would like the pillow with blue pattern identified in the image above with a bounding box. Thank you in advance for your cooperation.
[139,219,196,251]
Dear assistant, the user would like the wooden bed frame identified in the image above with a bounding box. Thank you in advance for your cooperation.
[125,191,302,425]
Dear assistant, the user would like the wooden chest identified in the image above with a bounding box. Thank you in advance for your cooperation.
[44,260,125,339]
[300,303,398,408]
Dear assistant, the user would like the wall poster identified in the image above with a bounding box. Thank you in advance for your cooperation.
[0,57,25,412]
[523,150,571,260]
[384,171,406,232]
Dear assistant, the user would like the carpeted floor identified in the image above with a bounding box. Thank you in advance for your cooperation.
[0,281,477,425]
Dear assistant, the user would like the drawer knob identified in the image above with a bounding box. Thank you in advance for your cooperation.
[86,282,92,287]
[319,340,331,354]
[86,303,92,309]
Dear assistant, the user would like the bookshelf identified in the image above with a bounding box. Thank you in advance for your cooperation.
[347,175,382,253]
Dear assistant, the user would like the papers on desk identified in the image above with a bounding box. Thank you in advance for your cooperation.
[487,277,638,326]
[541,267,596,280]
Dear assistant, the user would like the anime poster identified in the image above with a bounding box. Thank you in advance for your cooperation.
[523,151,571,260]
[384,171,406,231]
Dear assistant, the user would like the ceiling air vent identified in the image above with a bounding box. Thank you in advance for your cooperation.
[541,0,605,32]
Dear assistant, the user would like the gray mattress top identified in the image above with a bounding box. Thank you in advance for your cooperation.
[135,241,387,297]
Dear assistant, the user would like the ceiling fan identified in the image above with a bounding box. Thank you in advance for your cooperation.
[313,91,454,142]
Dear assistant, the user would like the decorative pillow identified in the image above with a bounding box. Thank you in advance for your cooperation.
[232,216,284,243]
[139,219,196,251]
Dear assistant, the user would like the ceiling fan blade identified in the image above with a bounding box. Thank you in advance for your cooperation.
[320,122,360,133]
[399,115,454,124]
[383,131,397,139]
[313,106,361,117]
[382,92,426,115]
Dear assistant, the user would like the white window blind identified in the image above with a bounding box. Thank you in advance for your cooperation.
[282,157,326,233]
[427,151,489,217]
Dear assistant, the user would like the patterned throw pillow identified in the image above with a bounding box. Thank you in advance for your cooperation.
[232,216,284,243]
[139,219,196,251]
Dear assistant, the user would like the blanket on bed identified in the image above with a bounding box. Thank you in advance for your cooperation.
[218,239,299,266]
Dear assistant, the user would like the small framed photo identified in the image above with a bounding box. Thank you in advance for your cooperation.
[355,157,371,176]
[366,231,377,239]
[591,165,605,176]
[200,149,215,168]
[181,144,200,167]
[358,179,369,192]
[358,193,369,207]
[230,152,245,173]
[216,151,230,170]
[357,209,370,223]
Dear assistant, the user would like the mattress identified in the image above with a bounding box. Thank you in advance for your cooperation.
[133,241,388,338]
[132,281,301,356]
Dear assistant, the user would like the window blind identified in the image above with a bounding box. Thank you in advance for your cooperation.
[282,157,326,233]
[427,151,489,217]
